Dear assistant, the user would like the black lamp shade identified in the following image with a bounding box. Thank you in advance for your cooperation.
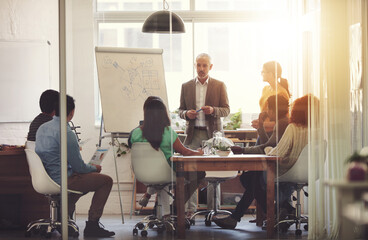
[142,10,185,33]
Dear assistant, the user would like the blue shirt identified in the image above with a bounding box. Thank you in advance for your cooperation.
[35,116,96,185]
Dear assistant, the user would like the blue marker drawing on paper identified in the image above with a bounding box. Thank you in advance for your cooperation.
[105,56,161,101]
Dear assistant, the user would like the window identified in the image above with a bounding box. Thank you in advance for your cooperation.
[95,0,294,122]
[96,0,189,12]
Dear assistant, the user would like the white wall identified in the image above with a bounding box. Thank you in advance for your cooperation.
[0,0,59,144]
[0,0,133,215]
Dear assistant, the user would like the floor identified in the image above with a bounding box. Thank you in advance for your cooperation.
[0,214,308,240]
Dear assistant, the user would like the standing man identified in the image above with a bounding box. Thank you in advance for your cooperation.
[179,53,230,213]
[36,95,115,237]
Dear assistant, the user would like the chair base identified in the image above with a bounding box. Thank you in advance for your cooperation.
[273,184,308,236]
[25,218,79,238]
[275,215,308,235]
[133,214,191,237]
[25,196,79,238]
[190,209,232,226]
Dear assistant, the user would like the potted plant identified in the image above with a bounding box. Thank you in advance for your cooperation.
[345,151,368,181]
[213,142,231,156]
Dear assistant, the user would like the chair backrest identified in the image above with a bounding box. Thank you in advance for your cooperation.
[25,141,36,150]
[131,142,176,185]
[24,149,62,195]
[278,141,326,183]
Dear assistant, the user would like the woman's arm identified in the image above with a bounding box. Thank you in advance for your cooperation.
[173,138,203,156]
[264,125,293,158]
[262,120,275,133]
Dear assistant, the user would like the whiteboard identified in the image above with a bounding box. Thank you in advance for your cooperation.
[95,47,168,133]
[0,40,51,122]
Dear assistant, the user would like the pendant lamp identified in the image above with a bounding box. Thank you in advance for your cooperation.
[142,1,185,33]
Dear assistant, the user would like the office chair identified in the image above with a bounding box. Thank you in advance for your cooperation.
[131,142,181,237]
[24,149,82,238]
[25,140,35,150]
[190,170,239,226]
[275,141,326,236]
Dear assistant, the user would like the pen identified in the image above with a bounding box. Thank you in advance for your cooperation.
[196,109,203,112]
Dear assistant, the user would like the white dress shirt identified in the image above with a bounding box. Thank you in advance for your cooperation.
[195,76,209,127]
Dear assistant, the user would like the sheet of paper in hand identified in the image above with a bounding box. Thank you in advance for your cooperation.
[89,147,109,165]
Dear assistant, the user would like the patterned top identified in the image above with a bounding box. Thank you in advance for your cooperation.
[265,123,308,175]
[129,126,178,169]
[27,113,53,141]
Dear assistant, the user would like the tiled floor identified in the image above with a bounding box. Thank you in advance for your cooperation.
[0,214,308,240]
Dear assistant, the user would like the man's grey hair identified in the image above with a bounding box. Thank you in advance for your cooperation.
[196,53,212,64]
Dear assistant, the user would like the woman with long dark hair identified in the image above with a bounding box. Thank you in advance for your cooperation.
[130,96,205,217]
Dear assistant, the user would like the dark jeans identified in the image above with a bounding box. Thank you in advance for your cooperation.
[232,171,295,222]
[231,171,266,221]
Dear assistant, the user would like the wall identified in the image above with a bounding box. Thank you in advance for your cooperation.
[0,0,59,144]
[0,0,133,215]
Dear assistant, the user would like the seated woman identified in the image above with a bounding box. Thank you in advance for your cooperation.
[129,96,205,217]
[214,94,319,229]
[215,94,289,229]
[231,94,290,155]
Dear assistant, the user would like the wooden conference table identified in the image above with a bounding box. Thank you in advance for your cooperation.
[171,154,278,239]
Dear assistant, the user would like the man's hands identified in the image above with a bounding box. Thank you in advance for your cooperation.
[186,106,214,119]
[201,106,214,115]
[186,110,198,119]
[251,112,268,129]
[91,164,102,173]
[258,112,268,125]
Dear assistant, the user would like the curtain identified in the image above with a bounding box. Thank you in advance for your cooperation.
[309,0,367,239]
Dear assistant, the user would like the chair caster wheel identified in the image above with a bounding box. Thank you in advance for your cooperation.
[190,219,195,225]
[141,230,148,237]
[295,229,302,236]
[25,231,31,238]
[137,222,144,230]
[185,223,190,230]
[133,228,138,235]
[205,220,211,226]
[148,222,155,229]
[304,225,308,231]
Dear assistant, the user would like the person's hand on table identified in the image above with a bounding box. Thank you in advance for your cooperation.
[186,110,198,119]
[196,148,204,155]
[230,146,243,154]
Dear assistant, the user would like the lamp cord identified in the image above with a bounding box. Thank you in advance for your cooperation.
[163,0,169,10]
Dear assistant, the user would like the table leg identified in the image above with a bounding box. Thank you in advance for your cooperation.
[176,163,185,239]
[256,200,264,226]
[266,162,275,238]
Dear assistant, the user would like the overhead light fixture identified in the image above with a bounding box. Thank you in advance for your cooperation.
[142,0,185,34]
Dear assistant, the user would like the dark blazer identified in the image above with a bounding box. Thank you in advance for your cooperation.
[178,78,230,145]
